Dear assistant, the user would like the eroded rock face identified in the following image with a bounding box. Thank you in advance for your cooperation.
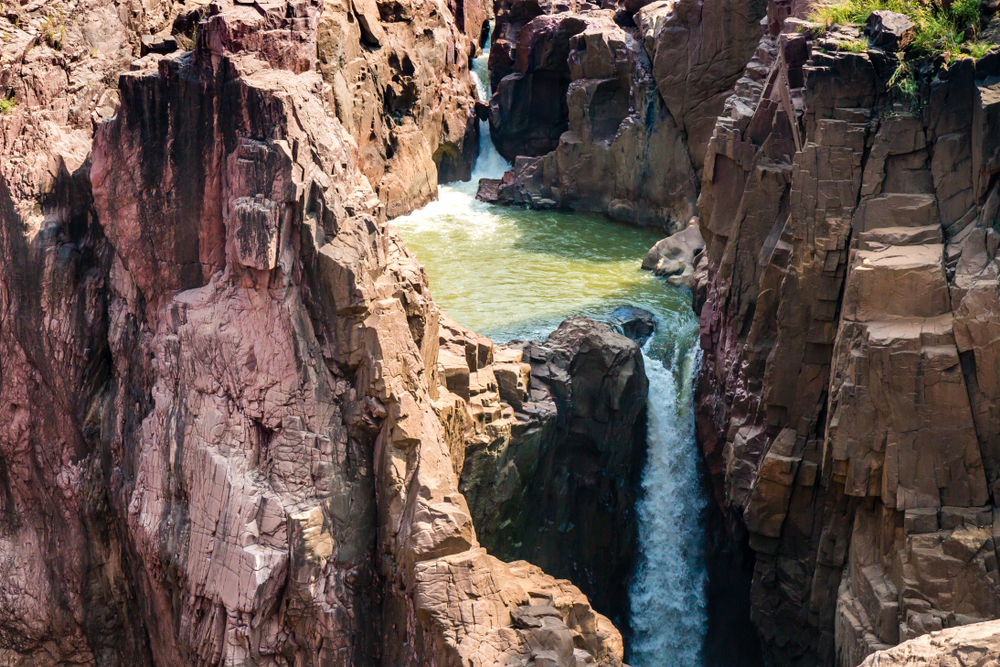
[491,3,698,229]
[317,0,491,218]
[642,217,706,287]
[456,318,650,633]
[488,0,763,230]
[695,4,1000,666]
[0,0,625,665]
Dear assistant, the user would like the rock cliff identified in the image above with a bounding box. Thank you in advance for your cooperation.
[694,3,1000,666]
[0,0,627,665]
[485,0,765,230]
[316,0,488,218]
[457,317,649,634]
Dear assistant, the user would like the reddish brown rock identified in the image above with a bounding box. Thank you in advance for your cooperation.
[635,0,767,174]
[488,0,763,229]
[317,0,489,218]
[493,10,700,229]
[694,6,1000,667]
[489,11,590,161]
[0,0,624,665]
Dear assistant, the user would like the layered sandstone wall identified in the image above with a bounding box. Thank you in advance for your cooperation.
[694,3,1000,665]
[0,0,628,665]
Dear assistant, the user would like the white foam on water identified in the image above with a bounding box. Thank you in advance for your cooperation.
[630,343,708,667]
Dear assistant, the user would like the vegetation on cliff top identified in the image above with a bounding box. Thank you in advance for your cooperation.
[812,0,994,59]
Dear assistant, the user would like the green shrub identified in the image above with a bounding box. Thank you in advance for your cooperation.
[888,60,919,101]
[0,97,16,115]
[963,40,997,58]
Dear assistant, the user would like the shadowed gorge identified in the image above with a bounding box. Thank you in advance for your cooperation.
[2,0,1000,664]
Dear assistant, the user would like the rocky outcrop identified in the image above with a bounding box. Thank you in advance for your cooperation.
[487,0,764,229]
[454,317,650,632]
[694,4,1000,666]
[491,3,700,229]
[0,0,625,665]
[858,619,1000,666]
[316,0,491,218]
[634,0,770,174]
[642,217,706,287]
[609,305,657,346]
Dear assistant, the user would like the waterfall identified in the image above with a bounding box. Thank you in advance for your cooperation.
[630,343,709,667]
[469,27,509,181]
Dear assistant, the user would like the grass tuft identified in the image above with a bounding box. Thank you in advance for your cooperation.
[963,40,997,58]
[41,5,66,50]
[0,97,16,115]
[888,59,919,101]
[810,0,988,58]
[810,0,995,105]
[838,38,870,51]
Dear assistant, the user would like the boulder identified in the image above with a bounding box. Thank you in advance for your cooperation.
[139,34,178,56]
[460,317,649,632]
[858,620,1000,666]
[642,218,705,286]
[865,10,917,52]
[609,305,657,346]
[476,178,503,203]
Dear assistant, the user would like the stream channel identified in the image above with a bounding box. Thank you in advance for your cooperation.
[394,34,713,667]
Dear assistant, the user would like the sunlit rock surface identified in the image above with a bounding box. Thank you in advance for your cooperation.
[694,2,1000,665]
[0,0,626,664]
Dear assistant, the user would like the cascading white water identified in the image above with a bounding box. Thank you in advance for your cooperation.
[631,341,708,667]
[394,22,710,667]
[469,39,509,180]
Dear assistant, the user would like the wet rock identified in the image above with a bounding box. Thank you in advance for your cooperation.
[476,177,503,202]
[642,218,706,287]
[609,305,657,347]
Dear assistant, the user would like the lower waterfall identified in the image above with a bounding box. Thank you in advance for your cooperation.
[631,342,708,666]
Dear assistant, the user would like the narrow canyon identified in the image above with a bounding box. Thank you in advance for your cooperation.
[1,0,999,665]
